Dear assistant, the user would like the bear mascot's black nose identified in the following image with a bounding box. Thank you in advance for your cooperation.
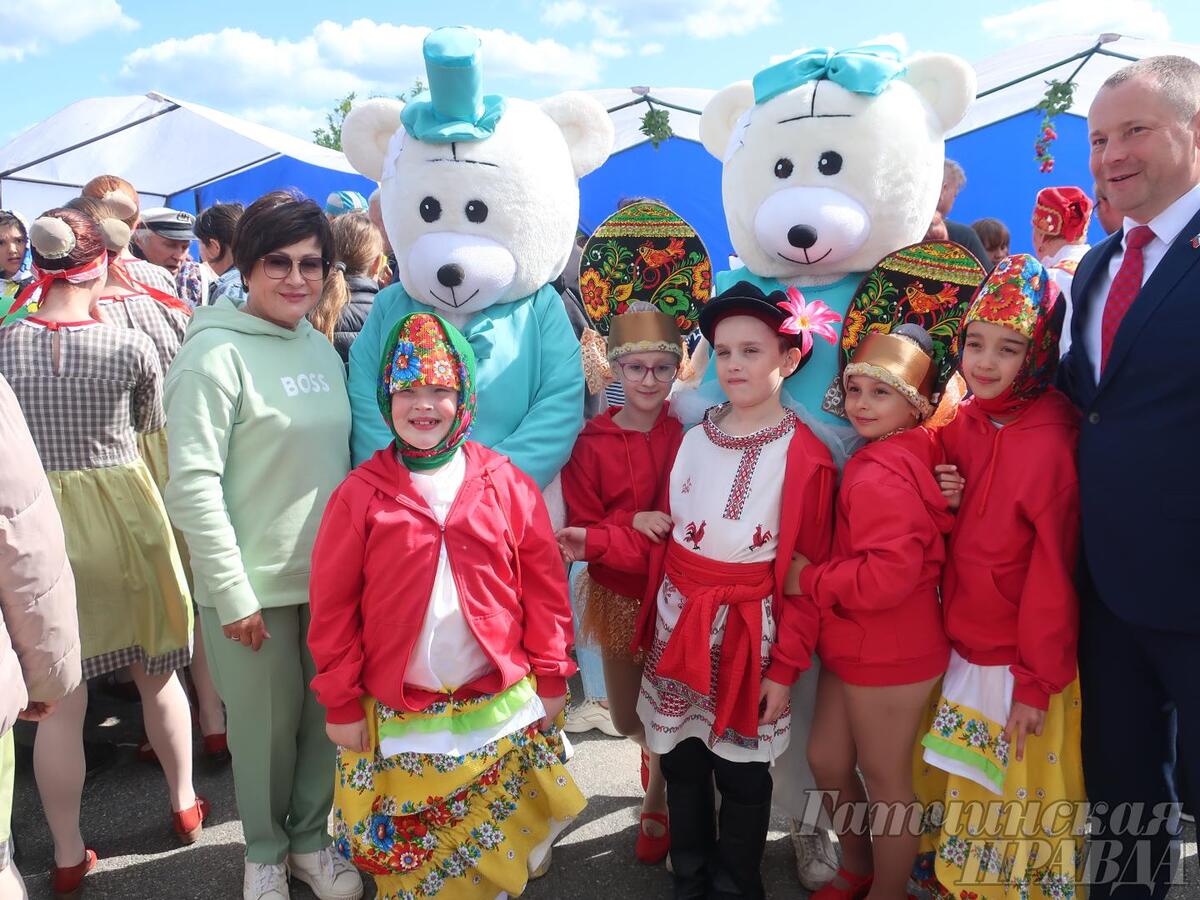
[437,264,465,288]
[787,225,819,249]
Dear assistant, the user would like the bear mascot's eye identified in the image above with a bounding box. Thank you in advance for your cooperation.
[465,200,489,224]
[419,197,442,223]
[818,152,843,176]
[774,158,794,179]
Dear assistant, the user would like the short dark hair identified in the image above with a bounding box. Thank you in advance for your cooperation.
[232,191,333,283]
[195,202,244,257]
[971,217,1010,250]
[0,210,26,242]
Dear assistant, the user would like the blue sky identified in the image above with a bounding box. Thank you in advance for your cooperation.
[5,0,1198,144]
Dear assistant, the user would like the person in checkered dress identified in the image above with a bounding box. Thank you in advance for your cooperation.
[0,208,205,891]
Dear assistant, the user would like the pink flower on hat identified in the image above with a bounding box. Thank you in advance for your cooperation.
[777,286,842,356]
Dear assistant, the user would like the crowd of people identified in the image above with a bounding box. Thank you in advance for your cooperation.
[0,53,1197,900]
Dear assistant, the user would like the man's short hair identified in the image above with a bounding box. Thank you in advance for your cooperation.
[943,159,966,192]
[1101,55,1200,123]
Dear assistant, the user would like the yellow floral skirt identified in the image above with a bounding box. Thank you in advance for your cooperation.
[913,671,1086,900]
[333,692,586,900]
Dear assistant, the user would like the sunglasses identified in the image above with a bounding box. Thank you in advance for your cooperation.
[259,253,329,281]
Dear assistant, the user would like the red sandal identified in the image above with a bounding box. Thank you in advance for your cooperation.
[634,811,670,864]
[172,795,210,845]
[810,866,873,900]
[52,848,97,897]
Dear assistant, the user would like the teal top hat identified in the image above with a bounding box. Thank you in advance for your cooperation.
[400,26,506,143]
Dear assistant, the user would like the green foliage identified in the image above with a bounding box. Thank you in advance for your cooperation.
[1033,79,1077,174]
[640,107,673,149]
[312,80,428,151]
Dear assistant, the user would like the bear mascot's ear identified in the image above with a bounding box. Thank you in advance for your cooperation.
[342,98,405,182]
[902,53,977,133]
[699,81,755,161]
[540,92,615,179]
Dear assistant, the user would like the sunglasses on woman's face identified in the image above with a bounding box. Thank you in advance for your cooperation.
[259,253,329,281]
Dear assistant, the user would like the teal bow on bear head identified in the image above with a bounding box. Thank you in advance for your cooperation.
[753,44,907,106]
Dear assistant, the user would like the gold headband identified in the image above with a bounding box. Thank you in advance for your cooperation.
[606,309,684,361]
[844,332,935,417]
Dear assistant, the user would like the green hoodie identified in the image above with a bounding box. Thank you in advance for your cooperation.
[163,298,351,625]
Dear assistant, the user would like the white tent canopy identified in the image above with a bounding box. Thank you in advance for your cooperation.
[0,91,360,218]
[583,88,713,154]
[951,33,1200,138]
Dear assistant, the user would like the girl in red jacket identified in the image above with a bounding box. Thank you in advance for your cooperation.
[792,323,954,900]
[632,281,838,900]
[557,302,685,865]
[307,312,585,900]
[916,254,1084,899]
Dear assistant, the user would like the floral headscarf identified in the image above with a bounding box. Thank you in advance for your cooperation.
[377,312,477,470]
[961,253,1064,418]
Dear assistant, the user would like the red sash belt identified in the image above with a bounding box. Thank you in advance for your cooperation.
[655,540,775,741]
[109,258,192,315]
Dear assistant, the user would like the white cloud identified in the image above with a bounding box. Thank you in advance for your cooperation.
[540,0,778,40]
[2,0,135,62]
[640,42,665,56]
[591,39,631,59]
[117,19,602,139]
[982,0,1169,42]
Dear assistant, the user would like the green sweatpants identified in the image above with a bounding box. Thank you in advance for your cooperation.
[199,604,335,864]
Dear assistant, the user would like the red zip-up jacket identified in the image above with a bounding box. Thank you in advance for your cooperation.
[561,404,684,598]
[940,390,1080,710]
[801,426,953,686]
[307,442,576,725]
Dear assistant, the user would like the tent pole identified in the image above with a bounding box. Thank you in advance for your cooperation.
[0,103,180,179]
[641,96,703,115]
[166,152,281,198]
[975,42,1102,99]
[0,174,88,190]
[606,97,648,113]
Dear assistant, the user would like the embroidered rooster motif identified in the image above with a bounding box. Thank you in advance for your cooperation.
[681,476,694,494]
[903,281,960,314]
[684,520,707,550]
[749,524,773,551]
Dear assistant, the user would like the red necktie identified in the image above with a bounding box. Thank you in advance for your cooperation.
[1100,224,1155,371]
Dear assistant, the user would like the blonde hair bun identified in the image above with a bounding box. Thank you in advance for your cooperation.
[30,216,77,259]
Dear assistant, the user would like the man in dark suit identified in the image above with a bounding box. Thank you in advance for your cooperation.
[1062,55,1200,898]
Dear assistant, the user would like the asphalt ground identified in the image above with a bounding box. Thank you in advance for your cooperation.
[8,677,1198,899]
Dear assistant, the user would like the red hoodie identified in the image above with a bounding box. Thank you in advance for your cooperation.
[940,389,1080,710]
[801,426,953,686]
[561,405,684,598]
[307,442,576,725]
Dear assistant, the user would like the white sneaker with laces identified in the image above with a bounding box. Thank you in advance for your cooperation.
[562,699,621,737]
[288,845,364,900]
[790,822,839,891]
[244,861,290,900]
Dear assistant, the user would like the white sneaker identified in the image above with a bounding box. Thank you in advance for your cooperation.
[244,861,290,900]
[288,846,364,900]
[562,700,621,737]
[790,822,839,892]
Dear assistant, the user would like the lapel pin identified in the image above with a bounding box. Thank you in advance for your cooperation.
[1192,233,1200,249]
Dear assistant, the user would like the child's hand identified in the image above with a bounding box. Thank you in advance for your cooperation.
[633,511,673,543]
[935,464,965,510]
[784,553,810,596]
[326,719,370,753]
[759,677,790,723]
[538,694,568,732]
[1003,701,1045,762]
[555,527,587,563]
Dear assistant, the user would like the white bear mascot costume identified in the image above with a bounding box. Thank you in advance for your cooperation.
[691,44,976,887]
[343,27,613,490]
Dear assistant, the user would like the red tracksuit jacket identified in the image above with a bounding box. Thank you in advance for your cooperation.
[560,404,684,599]
[307,442,576,725]
[801,426,953,686]
[940,390,1080,710]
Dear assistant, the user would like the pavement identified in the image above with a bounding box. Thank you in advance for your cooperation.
[8,679,1198,899]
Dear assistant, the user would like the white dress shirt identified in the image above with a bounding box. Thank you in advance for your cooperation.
[1041,242,1090,355]
[1083,182,1200,382]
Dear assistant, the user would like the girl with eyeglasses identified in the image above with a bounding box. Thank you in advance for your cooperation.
[162,191,362,900]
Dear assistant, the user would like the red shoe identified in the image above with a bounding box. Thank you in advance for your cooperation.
[640,748,650,792]
[634,811,670,864]
[203,732,231,763]
[52,848,97,897]
[172,795,210,845]
[810,867,873,900]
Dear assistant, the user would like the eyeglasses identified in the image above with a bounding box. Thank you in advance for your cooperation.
[259,253,329,281]
[616,361,678,383]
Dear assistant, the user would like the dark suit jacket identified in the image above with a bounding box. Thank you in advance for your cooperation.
[1061,204,1200,632]
[946,220,994,273]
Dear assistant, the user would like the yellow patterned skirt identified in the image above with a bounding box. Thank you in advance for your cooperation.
[138,427,192,586]
[333,691,586,900]
[913,663,1086,900]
